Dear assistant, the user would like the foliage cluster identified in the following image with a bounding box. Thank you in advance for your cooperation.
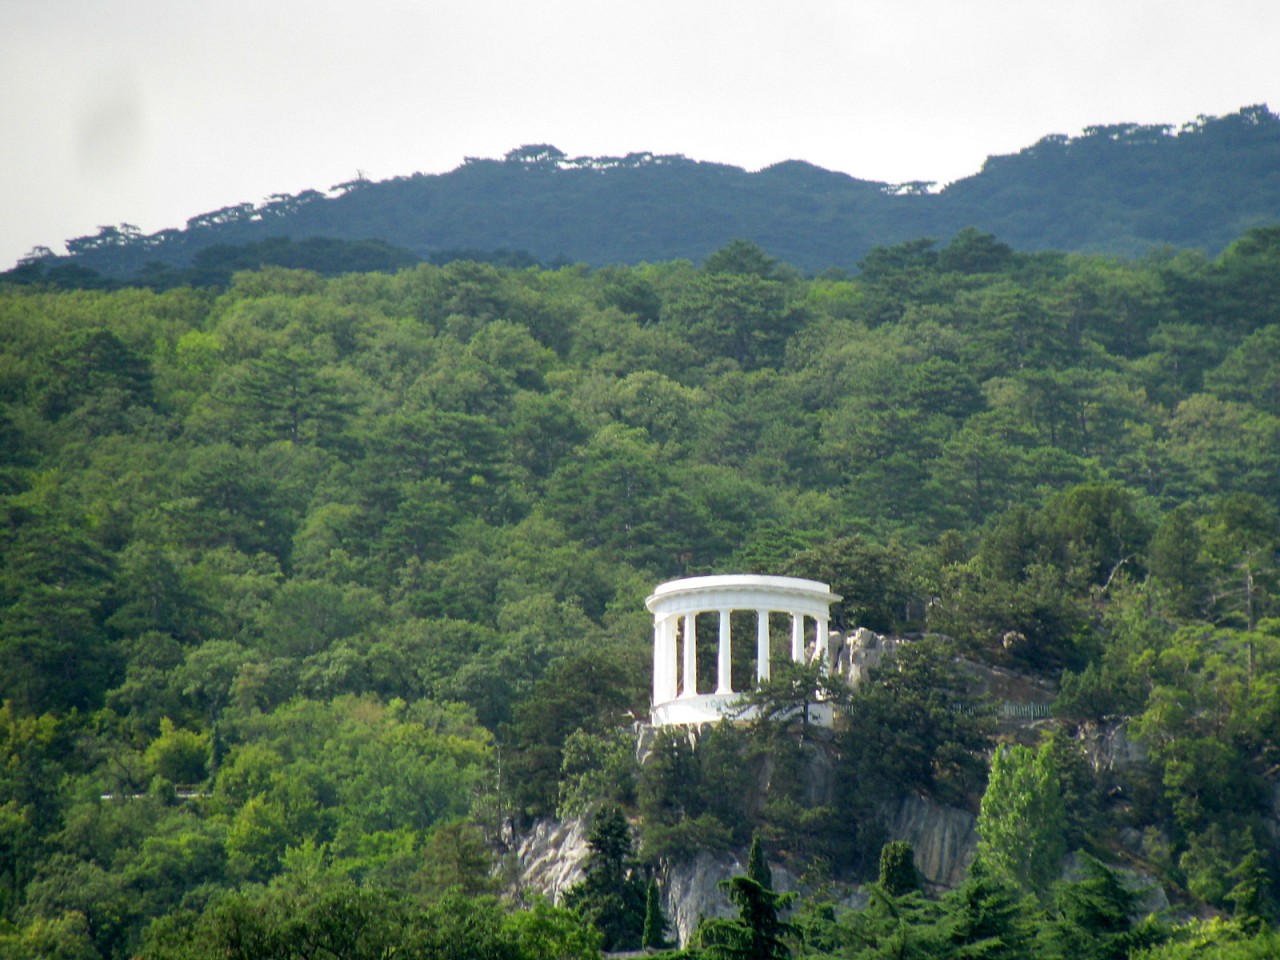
[2,224,1280,955]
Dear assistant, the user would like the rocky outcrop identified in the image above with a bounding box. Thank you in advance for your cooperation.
[834,628,911,688]
[1075,720,1148,775]
[886,793,978,889]
[655,792,980,944]
[506,795,975,943]
[955,659,1056,706]
[506,815,591,902]
[661,850,745,944]
[661,851,817,945]
[503,821,768,946]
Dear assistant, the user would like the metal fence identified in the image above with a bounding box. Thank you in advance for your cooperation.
[953,700,1055,719]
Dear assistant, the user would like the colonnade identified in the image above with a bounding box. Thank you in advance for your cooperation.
[645,575,841,727]
[651,607,830,703]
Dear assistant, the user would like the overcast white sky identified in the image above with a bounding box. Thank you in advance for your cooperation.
[2,0,1278,270]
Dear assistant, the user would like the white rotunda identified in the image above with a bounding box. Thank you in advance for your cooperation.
[646,574,842,726]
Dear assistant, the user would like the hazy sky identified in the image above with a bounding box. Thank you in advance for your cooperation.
[2,0,1278,269]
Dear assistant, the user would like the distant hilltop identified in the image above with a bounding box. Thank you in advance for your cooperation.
[20,104,1280,278]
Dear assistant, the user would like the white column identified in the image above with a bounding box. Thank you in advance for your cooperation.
[664,617,679,701]
[756,610,770,683]
[791,613,804,661]
[652,619,663,706]
[682,612,698,697]
[816,617,830,673]
[670,619,680,701]
[716,609,732,694]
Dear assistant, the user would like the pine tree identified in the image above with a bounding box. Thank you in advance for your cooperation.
[1043,855,1164,960]
[698,876,794,960]
[1225,848,1270,931]
[938,859,1033,960]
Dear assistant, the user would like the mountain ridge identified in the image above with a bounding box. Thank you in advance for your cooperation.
[20,103,1280,279]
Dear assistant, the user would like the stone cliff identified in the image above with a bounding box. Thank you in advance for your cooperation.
[886,793,978,890]
[504,789,977,946]
[505,816,592,904]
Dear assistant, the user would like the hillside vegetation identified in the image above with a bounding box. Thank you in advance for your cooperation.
[13,105,1280,279]
[2,229,1280,957]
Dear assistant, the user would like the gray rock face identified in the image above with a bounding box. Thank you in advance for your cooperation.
[507,821,747,946]
[835,628,911,688]
[507,815,591,903]
[1076,721,1148,774]
[661,851,808,945]
[661,850,744,944]
[505,803,971,946]
[887,793,978,888]
[506,819,805,947]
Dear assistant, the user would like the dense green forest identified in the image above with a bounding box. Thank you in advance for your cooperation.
[11,105,1280,280]
[2,226,1280,958]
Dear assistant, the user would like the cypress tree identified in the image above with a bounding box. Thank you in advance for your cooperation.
[642,878,671,950]
[747,835,773,891]
[878,840,922,897]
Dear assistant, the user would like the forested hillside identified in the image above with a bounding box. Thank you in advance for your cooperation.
[2,228,1280,958]
[14,105,1280,280]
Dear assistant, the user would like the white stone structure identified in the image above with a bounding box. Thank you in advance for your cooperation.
[646,574,842,726]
